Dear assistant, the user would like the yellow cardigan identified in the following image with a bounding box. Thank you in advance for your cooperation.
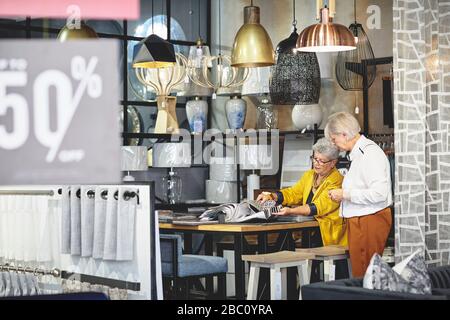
[280,168,348,246]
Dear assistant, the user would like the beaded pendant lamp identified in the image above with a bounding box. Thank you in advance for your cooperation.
[270,0,320,105]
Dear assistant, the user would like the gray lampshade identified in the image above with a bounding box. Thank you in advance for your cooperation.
[241,66,270,96]
[132,34,176,69]
[269,28,321,105]
[121,146,148,171]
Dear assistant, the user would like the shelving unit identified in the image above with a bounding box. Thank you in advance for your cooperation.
[122,126,325,211]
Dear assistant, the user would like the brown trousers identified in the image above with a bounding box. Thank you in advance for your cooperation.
[347,207,392,277]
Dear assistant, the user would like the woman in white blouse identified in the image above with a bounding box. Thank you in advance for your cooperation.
[325,112,392,278]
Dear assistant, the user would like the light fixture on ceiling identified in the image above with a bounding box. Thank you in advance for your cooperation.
[335,0,376,90]
[132,0,176,69]
[295,0,356,53]
[270,0,321,105]
[187,0,248,98]
[231,0,275,67]
[57,21,98,41]
[187,0,211,69]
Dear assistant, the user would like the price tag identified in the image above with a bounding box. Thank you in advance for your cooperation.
[0,40,121,185]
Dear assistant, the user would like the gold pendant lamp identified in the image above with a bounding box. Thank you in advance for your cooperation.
[57,21,98,41]
[231,0,275,68]
[296,0,356,53]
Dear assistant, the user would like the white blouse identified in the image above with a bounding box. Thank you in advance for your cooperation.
[341,135,393,218]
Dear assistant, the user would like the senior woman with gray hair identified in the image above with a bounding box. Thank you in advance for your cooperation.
[325,112,392,278]
[256,137,347,247]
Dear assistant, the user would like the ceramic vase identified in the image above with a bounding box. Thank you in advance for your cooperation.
[291,103,323,131]
[225,96,247,130]
[186,97,208,133]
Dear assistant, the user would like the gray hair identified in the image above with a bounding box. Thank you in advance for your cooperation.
[324,112,361,140]
[312,137,340,160]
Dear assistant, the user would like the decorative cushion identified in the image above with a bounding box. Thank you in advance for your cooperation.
[363,249,432,295]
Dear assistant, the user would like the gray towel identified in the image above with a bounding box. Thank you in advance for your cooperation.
[81,186,95,257]
[70,185,81,255]
[61,186,71,254]
[92,187,107,259]
[18,273,28,296]
[116,187,138,261]
[2,272,11,297]
[0,272,6,297]
[25,273,40,296]
[103,187,118,260]
[10,272,21,296]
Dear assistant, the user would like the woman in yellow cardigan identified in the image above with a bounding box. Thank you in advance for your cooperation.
[256,138,347,246]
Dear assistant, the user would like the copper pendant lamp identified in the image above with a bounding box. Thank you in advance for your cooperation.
[296,6,356,52]
[231,0,275,67]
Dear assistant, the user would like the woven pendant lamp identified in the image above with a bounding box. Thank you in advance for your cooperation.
[335,0,376,90]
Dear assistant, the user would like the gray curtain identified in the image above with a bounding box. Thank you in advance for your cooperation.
[394,0,450,266]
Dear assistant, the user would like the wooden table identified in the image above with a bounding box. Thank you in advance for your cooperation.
[160,220,320,299]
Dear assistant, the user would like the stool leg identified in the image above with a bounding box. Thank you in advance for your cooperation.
[297,260,311,300]
[324,260,336,281]
[347,257,353,278]
[281,268,287,300]
[247,265,260,300]
[270,267,282,300]
[323,260,330,281]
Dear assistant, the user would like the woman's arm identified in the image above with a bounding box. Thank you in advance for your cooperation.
[274,205,311,216]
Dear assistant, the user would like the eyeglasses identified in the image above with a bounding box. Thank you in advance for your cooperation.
[310,155,334,165]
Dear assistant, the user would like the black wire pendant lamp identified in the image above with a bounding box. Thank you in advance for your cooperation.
[335,0,376,90]
[269,0,320,105]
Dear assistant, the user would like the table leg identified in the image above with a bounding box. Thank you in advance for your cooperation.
[234,233,245,300]
[184,233,193,254]
[286,231,297,299]
[257,233,269,299]
[204,234,214,296]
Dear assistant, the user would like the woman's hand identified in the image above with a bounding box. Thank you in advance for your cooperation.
[256,191,274,203]
[328,189,344,202]
[273,207,291,216]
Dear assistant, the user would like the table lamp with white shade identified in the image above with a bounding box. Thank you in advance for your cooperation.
[121,146,148,181]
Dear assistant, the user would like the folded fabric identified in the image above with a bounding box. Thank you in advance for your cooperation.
[199,201,278,223]
[92,187,108,259]
[70,186,81,255]
[25,273,40,296]
[60,186,71,254]
[2,272,11,297]
[116,187,138,261]
[18,273,28,296]
[10,272,21,297]
[80,186,95,257]
[103,187,118,260]
[0,272,6,297]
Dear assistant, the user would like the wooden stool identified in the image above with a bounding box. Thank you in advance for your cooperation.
[242,251,315,300]
[296,245,352,281]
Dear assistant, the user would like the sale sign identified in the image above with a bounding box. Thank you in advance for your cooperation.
[0,40,121,185]
[0,0,139,20]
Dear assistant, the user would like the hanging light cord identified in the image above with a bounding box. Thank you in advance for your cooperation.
[218,0,222,55]
[292,0,297,28]
[354,0,357,23]
[151,0,154,34]
[198,0,201,39]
